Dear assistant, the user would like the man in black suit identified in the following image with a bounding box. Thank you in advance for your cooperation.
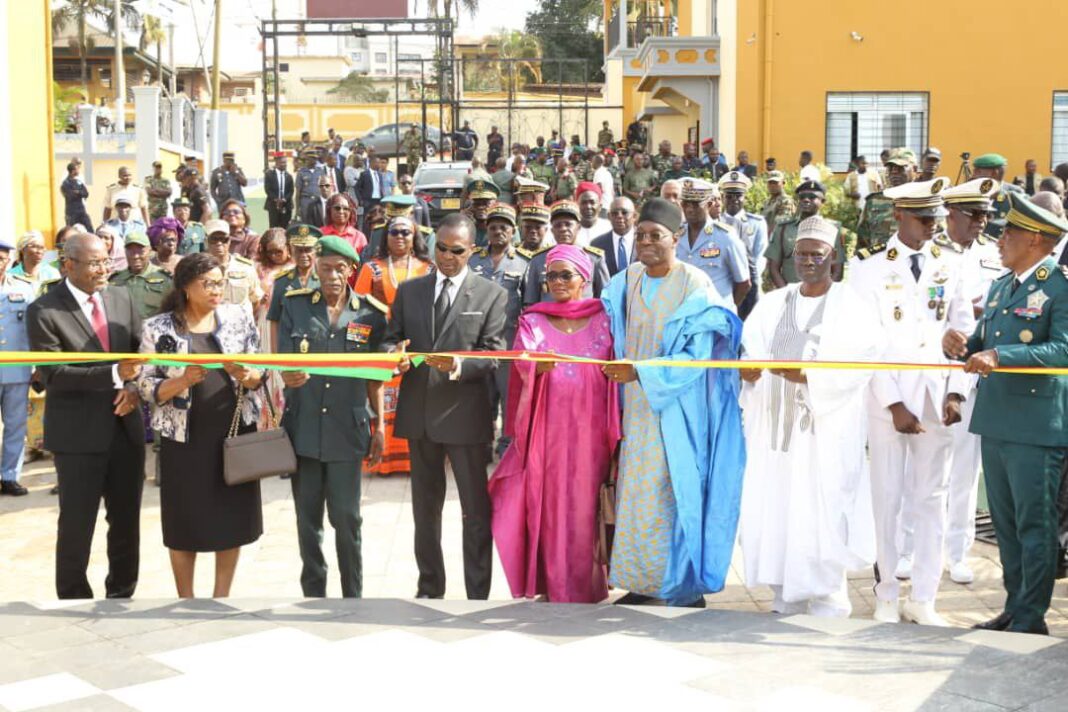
[590,195,637,276]
[301,175,332,227]
[356,156,386,210]
[27,232,146,599]
[323,152,347,196]
[385,213,507,599]
[264,152,294,228]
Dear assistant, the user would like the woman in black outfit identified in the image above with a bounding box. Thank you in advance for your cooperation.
[137,253,265,597]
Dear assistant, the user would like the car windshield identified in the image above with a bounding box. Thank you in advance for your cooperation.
[416,168,466,186]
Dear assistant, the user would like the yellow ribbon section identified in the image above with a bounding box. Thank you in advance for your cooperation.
[3,351,1067,376]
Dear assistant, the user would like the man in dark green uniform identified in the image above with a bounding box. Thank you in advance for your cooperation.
[944,193,1068,635]
[279,235,388,598]
[465,179,499,248]
[597,121,614,150]
[108,231,172,319]
[973,153,1025,238]
[766,180,846,287]
[267,224,322,349]
[171,196,206,255]
[529,151,555,188]
[621,152,658,208]
[856,147,916,251]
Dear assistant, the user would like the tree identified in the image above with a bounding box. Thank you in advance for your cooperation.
[51,0,110,85]
[140,14,167,89]
[328,72,390,103]
[420,0,480,20]
[53,82,87,132]
[483,30,543,92]
[525,0,604,84]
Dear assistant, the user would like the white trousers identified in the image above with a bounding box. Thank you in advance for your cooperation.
[944,393,982,564]
[770,577,852,618]
[868,409,953,603]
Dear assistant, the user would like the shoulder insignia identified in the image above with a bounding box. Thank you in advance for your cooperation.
[364,294,389,314]
[885,246,897,261]
[856,248,871,260]
[932,232,962,253]
[1037,266,1050,282]
[713,219,736,233]
[285,288,314,298]
[515,247,535,260]
[145,276,167,284]
[583,245,604,257]
[976,234,992,246]
[281,268,295,280]
[232,255,253,265]
[930,244,942,259]
[9,274,33,284]
[858,243,887,261]
[532,245,551,257]
[477,247,489,258]
[312,290,322,304]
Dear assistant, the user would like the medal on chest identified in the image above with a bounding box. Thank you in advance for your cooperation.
[346,321,372,344]
[699,246,721,259]
[893,305,903,322]
[299,336,309,354]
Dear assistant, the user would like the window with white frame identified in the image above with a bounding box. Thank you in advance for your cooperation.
[1052,92,1068,169]
[825,93,928,172]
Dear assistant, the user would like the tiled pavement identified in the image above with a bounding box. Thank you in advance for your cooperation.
[1,455,1067,710]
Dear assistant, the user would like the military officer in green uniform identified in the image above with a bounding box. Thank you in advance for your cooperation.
[972,153,1025,239]
[267,224,322,348]
[465,179,500,248]
[760,170,796,227]
[529,151,555,188]
[856,147,916,252]
[522,199,609,306]
[171,196,206,255]
[766,180,847,287]
[469,203,532,455]
[361,195,434,262]
[402,125,423,176]
[597,121,614,150]
[108,231,173,319]
[144,161,173,221]
[279,235,388,598]
[943,193,1068,635]
[621,152,658,208]
[649,140,677,179]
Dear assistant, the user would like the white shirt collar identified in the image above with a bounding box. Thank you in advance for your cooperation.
[65,279,98,307]
[435,266,468,291]
[1016,260,1045,283]
[613,227,634,243]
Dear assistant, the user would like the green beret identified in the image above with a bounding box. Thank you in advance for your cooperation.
[124,231,150,248]
[317,235,360,263]
[973,153,1008,169]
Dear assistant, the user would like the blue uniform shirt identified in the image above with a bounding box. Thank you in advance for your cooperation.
[675,218,748,308]
[0,273,37,383]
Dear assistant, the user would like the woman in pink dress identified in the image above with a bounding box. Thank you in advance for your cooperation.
[489,244,620,603]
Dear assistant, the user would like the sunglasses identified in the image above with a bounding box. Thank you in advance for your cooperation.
[434,242,468,256]
[388,229,413,237]
[545,270,581,282]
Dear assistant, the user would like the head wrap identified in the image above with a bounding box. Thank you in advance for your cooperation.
[17,230,43,253]
[146,217,185,248]
[545,244,592,283]
[638,197,684,234]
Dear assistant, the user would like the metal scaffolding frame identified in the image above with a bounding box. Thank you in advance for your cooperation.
[257,17,455,170]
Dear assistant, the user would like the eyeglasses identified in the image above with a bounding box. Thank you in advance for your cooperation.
[797,192,822,200]
[70,258,110,271]
[635,231,670,243]
[434,242,468,256]
[198,279,225,292]
[545,270,580,282]
[388,229,413,237]
[956,208,991,221]
[794,252,830,264]
[222,209,243,216]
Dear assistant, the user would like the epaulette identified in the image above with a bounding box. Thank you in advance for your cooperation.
[280,268,296,280]
[932,232,962,254]
[515,247,535,260]
[9,274,33,284]
[107,182,118,188]
[285,287,314,298]
[476,247,489,258]
[583,244,604,257]
[39,278,61,294]
[418,225,432,234]
[532,245,551,257]
[856,243,888,260]
[372,221,386,231]
[145,275,168,284]
[976,233,993,246]
[708,219,735,234]
[232,254,253,265]
[364,294,389,314]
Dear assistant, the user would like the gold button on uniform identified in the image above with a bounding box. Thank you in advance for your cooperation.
[324,382,331,389]
[321,407,327,413]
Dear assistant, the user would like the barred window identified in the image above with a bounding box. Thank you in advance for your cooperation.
[825,93,928,172]
[1051,92,1068,169]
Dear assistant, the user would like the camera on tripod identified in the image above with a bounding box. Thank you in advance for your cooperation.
[960,152,971,160]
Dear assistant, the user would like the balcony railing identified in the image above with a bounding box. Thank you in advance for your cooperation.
[607,10,622,55]
[628,18,674,47]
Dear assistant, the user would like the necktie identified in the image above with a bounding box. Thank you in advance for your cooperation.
[328,169,337,194]
[278,170,284,198]
[90,293,110,351]
[616,236,627,272]
[372,170,380,198]
[909,253,924,282]
[1011,277,1021,295]
[434,278,452,338]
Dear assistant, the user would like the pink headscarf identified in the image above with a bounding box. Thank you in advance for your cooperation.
[546,244,591,283]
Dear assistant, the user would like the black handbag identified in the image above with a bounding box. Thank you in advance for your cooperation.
[222,382,296,486]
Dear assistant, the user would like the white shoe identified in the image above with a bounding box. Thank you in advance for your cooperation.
[894,556,913,580]
[901,600,950,627]
[949,561,974,584]
[873,598,900,623]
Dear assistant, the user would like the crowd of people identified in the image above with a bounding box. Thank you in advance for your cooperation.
[4,125,1067,638]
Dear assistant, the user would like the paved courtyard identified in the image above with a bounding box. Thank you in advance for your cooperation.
[0,454,1066,710]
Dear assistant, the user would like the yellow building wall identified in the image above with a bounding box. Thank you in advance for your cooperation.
[8,0,57,241]
[735,0,1068,175]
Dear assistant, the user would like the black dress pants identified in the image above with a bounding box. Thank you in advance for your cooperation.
[409,438,492,599]
[54,426,145,599]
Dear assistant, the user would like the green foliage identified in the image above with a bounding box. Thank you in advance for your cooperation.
[328,72,390,103]
[525,0,604,84]
[53,81,87,132]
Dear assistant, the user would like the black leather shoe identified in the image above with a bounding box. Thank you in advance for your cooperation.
[0,481,28,496]
[1056,550,1067,580]
[50,485,59,496]
[973,611,1013,631]
[675,596,707,609]
[1010,620,1050,636]
[614,592,657,606]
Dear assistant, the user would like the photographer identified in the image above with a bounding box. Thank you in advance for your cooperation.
[210,151,247,206]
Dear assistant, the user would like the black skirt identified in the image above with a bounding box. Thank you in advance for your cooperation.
[160,334,263,552]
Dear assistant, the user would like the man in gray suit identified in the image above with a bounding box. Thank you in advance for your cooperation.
[385,213,508,599]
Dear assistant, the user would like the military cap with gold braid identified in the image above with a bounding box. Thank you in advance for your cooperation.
[514,176,550,195]
[549,199,580,221]
[486,203,516,226]
[884,176,950,217]
[382,194,417,218]
[519,203,551,224]
[680,177,715,202]
[718,170,753,193]
[466,179,500,201]
[942,177,1000,211]
[286,223,322,248]
[1005,192,1068,238]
